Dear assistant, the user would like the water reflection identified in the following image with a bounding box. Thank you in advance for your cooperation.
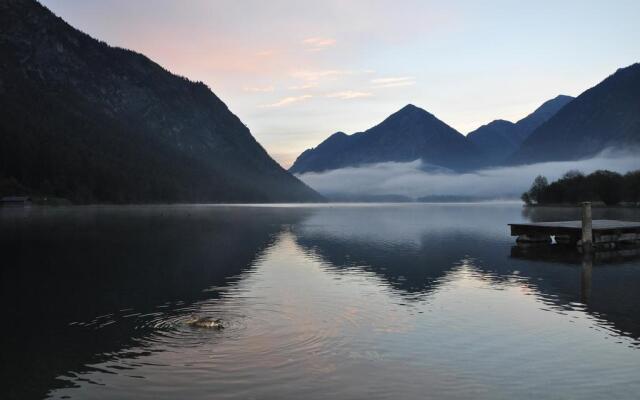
[1,204,639,400]
[582,253,593,304]
[0,205,310,399]
[293,204,514,297]
[510,241,640,338]
[294,204,640,342]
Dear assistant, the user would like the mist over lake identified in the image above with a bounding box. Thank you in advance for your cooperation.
[296,149,640,200]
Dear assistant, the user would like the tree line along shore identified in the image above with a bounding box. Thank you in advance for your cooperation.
[522,170,640,207]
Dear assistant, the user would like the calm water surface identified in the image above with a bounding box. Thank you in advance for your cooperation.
[1,203,640,399]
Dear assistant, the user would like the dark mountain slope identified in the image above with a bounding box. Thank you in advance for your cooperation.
[0,0,322,203]
[289,104,482,174]
[514,95,574,140]
[510,64,640,164]
[466,119,520,165]
[290,132,351,174]
[467,95,573,166]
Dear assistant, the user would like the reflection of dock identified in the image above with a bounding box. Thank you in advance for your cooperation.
[510,244,640,263]
[510,244,640,305]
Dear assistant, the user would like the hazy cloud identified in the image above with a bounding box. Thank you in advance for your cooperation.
[296,149,640,199]
[292,69,350,82]
[302,37,336,51]
[255,50,275,57]
[243,85,275,92]
[371,76,416,88]
[289,82,319,90]
[326,90,373,99]
[260,94,313,108]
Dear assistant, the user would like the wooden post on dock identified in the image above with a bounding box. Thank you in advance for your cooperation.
[581,202,593,251]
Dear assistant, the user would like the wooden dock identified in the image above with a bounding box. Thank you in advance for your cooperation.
[509,220,640,247]
[510,203,639,304]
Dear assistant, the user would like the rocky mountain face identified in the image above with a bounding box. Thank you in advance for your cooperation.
[467,95,574,165]
[0,0,323,203]
[509,64,640,165]
[290,104,482,174]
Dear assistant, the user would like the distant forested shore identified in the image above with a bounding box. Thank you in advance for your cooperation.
[522,170,640,206]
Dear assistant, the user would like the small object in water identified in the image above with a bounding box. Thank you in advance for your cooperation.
[185,315,224,329]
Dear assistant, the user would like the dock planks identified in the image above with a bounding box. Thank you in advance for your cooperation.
[509,220,640,246]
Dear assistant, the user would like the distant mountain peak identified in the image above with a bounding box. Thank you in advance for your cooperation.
[327,131,348,140]
[290,104,482,174]
[375,104,442,131]
[614,62,640,75]
[394,103,431,116]
[466,95,574,166]
[484,119,515,127]
[399,103,420,112]
[315,131,350,150]
[527,94,574,116]
[554,94,574,101]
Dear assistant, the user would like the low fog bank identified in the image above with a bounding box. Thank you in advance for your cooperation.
[296,149,640,200]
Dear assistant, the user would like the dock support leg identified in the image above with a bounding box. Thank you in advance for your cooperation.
[580,251,593,304]
[581,202,593,252]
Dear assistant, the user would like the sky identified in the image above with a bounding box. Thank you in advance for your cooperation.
[42,0,640,168]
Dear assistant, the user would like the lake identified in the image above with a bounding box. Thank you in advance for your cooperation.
[2,203,640,399]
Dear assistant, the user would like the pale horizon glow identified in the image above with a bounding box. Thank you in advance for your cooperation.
[42,0,640,168]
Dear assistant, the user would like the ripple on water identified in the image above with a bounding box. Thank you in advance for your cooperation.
[66,284,380,377]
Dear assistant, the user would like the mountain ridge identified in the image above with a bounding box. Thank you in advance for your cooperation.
[467,95,574,165]
[514,95,575,140]
[0,0,323,203]
[290,104,482,174]
[509,63,640,164]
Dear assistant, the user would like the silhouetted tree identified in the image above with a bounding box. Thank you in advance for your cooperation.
[527,175,548,204]
[588,170,623,205]
[624,170,640,204]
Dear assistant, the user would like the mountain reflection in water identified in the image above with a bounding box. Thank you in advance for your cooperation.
[1,204,639,400]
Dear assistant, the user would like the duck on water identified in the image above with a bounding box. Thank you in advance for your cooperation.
[185,316,224,329]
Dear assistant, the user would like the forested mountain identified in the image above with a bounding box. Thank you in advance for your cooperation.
[0,0,322,203]
[467,95,573,165]
[509,64,640,165]
[289,104,482,174]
